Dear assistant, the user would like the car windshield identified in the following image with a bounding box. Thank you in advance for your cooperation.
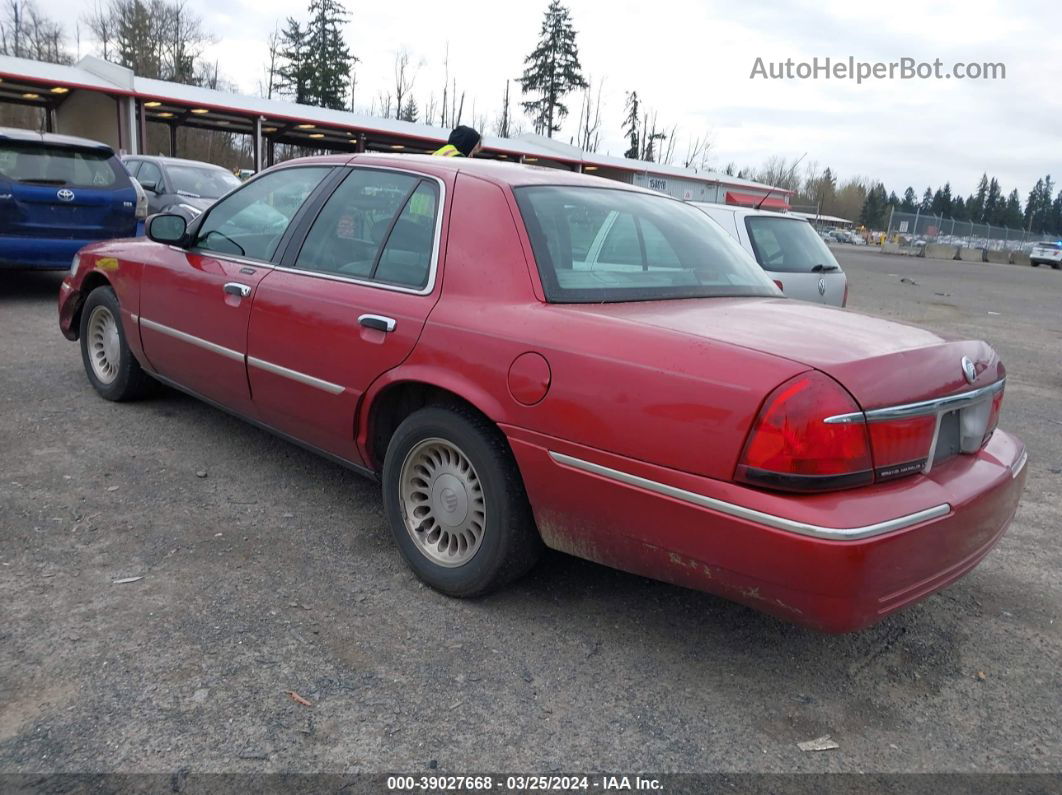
[744,216,844,274]
[514,185,778,303]
[0,142,121,187]
[167,164,241,199]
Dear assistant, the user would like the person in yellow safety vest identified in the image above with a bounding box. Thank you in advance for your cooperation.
[432,125,483,158]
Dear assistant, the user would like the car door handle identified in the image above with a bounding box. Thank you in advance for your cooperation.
[358,314,396,332]
[223,282,252,298]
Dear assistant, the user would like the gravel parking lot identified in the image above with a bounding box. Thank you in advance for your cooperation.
[1,249,1059,777]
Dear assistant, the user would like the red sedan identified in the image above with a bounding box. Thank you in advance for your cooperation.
[58,155,1027,632]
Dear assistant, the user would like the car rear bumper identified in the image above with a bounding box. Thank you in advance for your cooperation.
[505,426,1027,633]
[1,236,96,269]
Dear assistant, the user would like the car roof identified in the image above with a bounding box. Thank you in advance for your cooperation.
[123,154,232,171]
[690,201,806,221]
[0,126,114,152]
[270,152,663,196]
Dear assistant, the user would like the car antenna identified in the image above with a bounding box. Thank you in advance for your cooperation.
[755,152,806,210]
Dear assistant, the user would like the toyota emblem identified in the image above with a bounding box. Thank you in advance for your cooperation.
[57,188,75,202]
[961,356,977,384]
[817,278,826,296]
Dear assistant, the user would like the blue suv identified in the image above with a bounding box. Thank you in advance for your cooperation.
[1,127,139,270]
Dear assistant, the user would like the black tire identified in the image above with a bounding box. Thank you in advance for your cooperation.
[382,405,543,597]
[1052,263,1061,270]
[79,286,156,401]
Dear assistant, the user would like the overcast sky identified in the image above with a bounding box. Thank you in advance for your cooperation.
[45,0,1062,197]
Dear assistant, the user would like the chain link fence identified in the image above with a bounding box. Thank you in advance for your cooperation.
[885,209,1058,254]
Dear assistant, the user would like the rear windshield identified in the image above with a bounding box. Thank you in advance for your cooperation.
[1035,242,1061,250]
[0,142,125,188]
[514,185,778,303]
[744,216,844,274]
[167,164,241,199]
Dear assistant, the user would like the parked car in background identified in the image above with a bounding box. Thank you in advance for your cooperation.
[1029,241,1062,269]
[122,155,241,222]
[692,203,848,306]
[1,127,139,270]
[58,155,1026,633]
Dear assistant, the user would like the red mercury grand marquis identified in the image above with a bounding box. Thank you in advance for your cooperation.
[58,155,1028,632]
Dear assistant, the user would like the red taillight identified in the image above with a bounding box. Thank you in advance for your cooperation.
[867,415,936,480]
[773,279,784,291]
[736,372,873,492]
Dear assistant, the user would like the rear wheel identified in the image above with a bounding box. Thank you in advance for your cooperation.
[382,406,543,596]
[79,286,155,401]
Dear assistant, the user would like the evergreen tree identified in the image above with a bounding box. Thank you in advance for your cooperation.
[887,190,900,207]
[622,91,640,159]
[519,0,587,137]
[1024,176,1055,233]
[1051,190,1062,235]
[969,173,989,221]
[304,0,353,109]
[900,187,917,212]
[399,96,419,123]
[984,177,1002,224]
[1003,189,1024,230]
[859,183,889,229]
[276,18,311,104]
[114,0,162,78]
[952,195,968,221]
[920,187,933,213]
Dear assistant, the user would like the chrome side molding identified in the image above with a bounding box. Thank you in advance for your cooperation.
[247,356,345,395]
[548,451,951,541]
[139,317,244,362]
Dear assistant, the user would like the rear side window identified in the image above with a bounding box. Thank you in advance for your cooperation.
[514,185,776,303]
[0,143,124,187]
[194,166,331,261]
[744,216,843,274]
[295,168,439,289]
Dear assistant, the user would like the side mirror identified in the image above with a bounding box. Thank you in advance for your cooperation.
[146,213,187,245]
[140,180,160,194]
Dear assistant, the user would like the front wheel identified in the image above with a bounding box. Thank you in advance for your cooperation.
[382,406,543,597]
[79,286,155,401]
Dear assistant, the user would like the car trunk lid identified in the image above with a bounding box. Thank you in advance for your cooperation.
[566,297,1004,409]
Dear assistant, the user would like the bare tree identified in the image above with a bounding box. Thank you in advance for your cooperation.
[683,131,712,170]
[494,80,511,138]
[2,0,69,62]
[423,92,438,126]
[661,124,677,165]
[439,42,449,128]
[573,78,602,152]
[375,90,393,119]
[260,23,281,98]
[392,48,421,121]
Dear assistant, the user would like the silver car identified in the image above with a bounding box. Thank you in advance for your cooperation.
[691,203,848,306]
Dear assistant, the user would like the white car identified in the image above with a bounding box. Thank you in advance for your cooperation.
[1030,242,1062,269]
[691,203,848,306]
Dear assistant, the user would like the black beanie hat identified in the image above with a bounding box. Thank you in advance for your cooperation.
[447,125,482,157]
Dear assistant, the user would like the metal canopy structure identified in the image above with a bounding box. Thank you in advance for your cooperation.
[0,54,789,206]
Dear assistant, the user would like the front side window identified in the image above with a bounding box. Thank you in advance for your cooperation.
[0,143,123,187]
[515,186,777,303]
[744,216,843,274]
[295,168,439,288]
[168,164,241,199]
[136,161,164,192]
[194,166,331,261]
